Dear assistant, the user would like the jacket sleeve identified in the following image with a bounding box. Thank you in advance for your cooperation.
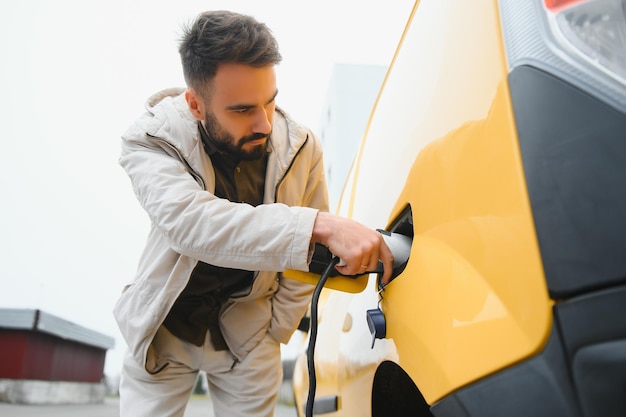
[268,130,330,343]
[119,134,317,273]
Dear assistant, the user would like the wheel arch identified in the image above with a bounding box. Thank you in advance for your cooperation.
[371,360,433,417]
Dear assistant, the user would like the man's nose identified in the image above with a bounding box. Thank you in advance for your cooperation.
[252,107,272,134]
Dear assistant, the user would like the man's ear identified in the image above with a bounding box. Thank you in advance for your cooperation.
[185,88,205,121]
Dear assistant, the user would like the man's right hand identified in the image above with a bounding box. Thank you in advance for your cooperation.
[311,212,394,284]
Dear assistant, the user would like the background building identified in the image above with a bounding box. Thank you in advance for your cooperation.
[317,63,387,210]
[0,308,115,404]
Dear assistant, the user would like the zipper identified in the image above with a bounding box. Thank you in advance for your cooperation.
[146,133,207,190]
[273,134,309,202]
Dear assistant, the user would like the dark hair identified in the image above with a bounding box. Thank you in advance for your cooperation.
[179,10,282,93]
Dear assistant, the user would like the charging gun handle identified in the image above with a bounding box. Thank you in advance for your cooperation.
[335,230,411,277]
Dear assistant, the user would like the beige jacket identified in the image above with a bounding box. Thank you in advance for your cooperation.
[114,88,328,371]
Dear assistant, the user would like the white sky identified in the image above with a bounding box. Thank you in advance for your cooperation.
[0,0,413,377]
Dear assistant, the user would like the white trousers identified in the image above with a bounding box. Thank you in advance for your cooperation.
[119,326,282,417]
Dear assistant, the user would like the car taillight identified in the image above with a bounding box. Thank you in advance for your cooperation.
[544,0,587,10]
[544,0,626,83]
[499,0,626,111]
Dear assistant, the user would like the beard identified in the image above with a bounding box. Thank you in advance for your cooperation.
[203,110,269,161]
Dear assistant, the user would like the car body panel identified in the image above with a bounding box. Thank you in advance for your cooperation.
[334,0,552,404]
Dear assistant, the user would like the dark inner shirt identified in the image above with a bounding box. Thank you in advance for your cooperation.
[163,122,268,349]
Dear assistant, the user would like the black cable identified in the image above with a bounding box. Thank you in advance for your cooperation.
[306,256,341,417]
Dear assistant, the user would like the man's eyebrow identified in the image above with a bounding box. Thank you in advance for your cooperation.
[267,90,279,104]
[225,90,279,111]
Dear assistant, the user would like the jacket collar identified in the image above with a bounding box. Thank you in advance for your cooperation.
[139,88,310,190]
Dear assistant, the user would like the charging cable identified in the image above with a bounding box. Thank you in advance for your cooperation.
[306,256,340,417]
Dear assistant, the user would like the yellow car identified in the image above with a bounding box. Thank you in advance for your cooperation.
[291,0,626,416]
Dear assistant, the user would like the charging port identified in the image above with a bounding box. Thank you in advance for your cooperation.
[378,205,414,288]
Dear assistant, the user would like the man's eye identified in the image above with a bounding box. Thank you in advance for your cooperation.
[235,108,250,114]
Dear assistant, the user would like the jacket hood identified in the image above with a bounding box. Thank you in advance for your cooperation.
[145,87,187,111]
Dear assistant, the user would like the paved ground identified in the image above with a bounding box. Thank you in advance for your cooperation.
[0,396,298,417]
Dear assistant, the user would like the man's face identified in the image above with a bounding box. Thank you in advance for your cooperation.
[198,63,278,160]
[202,107,269,161]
